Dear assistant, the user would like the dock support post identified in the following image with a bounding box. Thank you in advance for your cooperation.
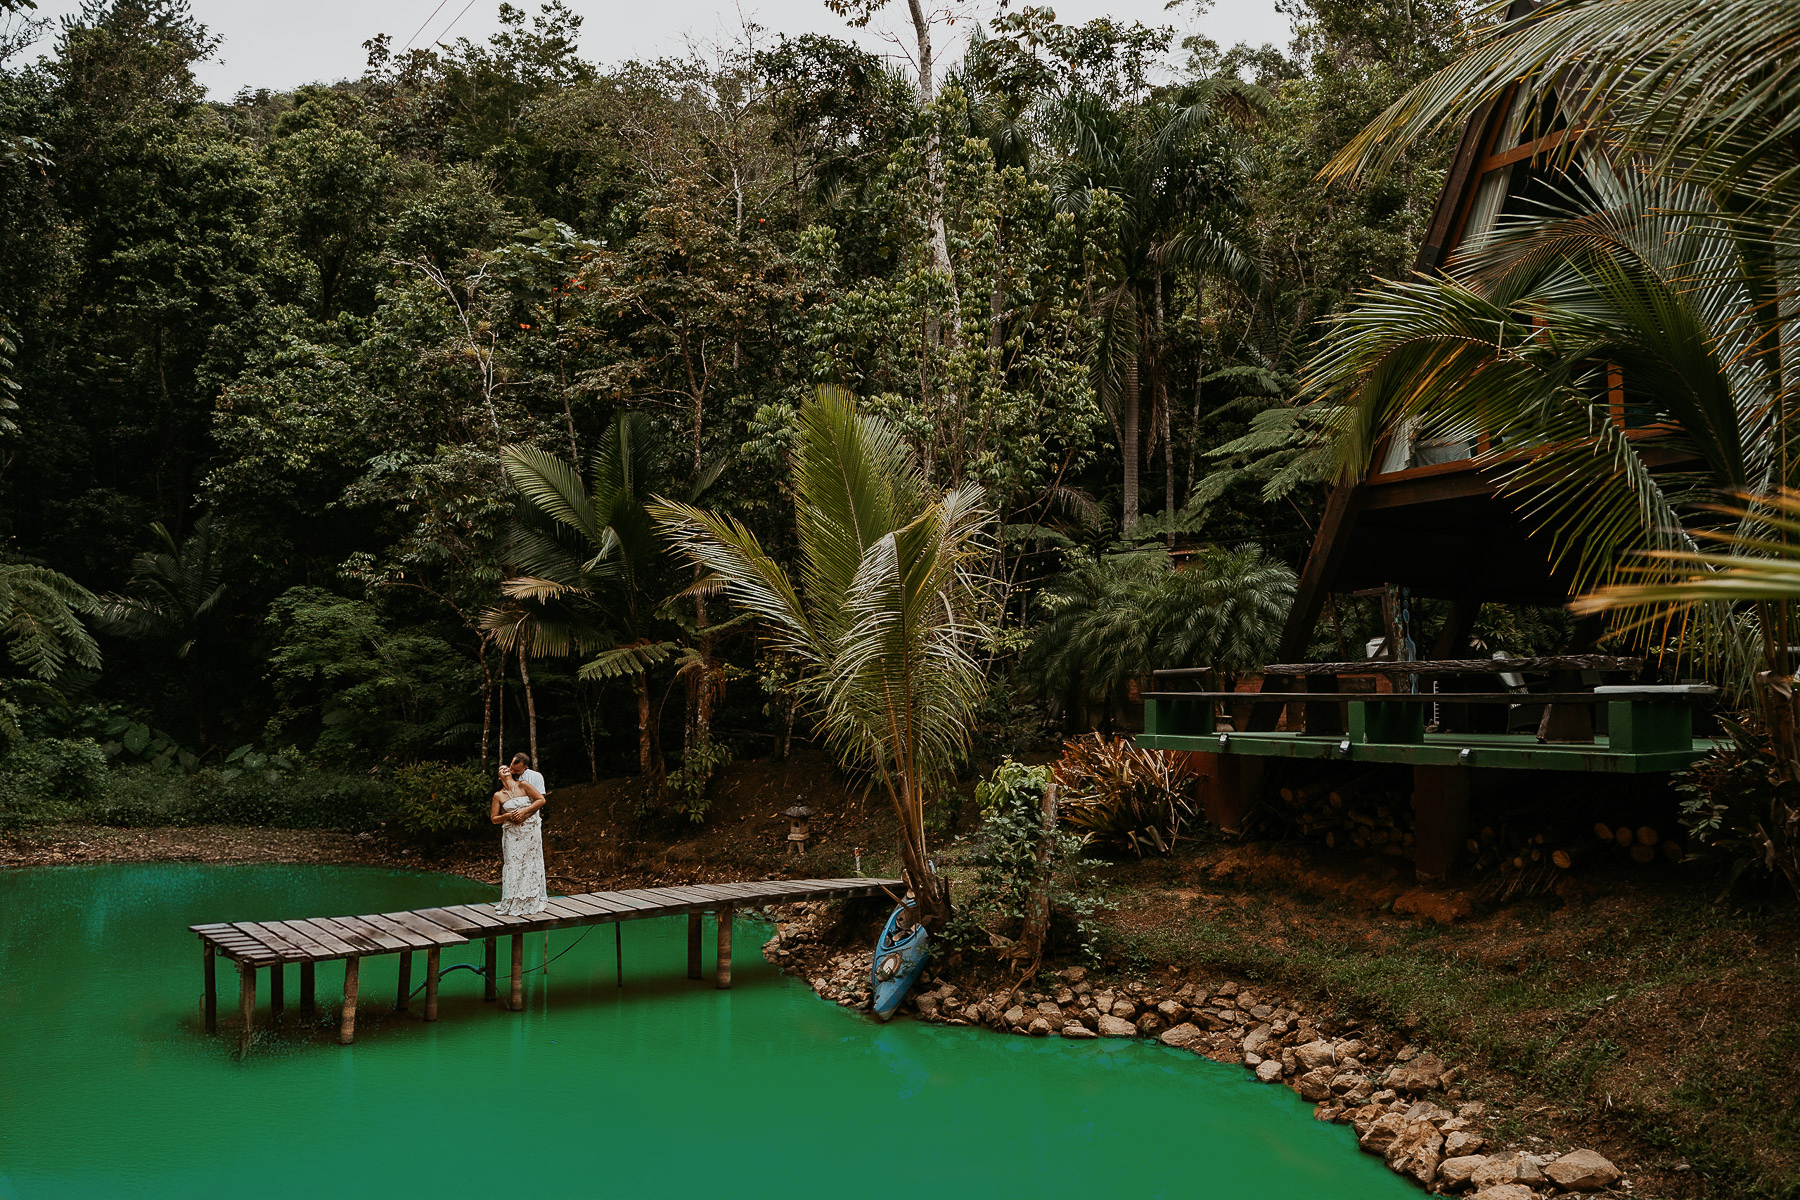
[1411,765,1471,881]
[203,944,217,1033]
[300,961,316,1021]
[237,962,255,1054]
[510,933,524,1011]
[715,905,734,990]
[484,937,497,1002]
[687,913,702,980]
[270,963,284,1022]
[1191,752,1261,835]
[425,948,440,1022]
[339,957,360,1045]
[396,949,412,1012]
[615,924,622,986]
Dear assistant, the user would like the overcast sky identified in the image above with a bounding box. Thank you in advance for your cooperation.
[17,0,1292,98]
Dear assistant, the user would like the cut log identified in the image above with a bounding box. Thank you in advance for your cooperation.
[1662,839,1685,863]
[1614,826,1635,847]
[1551,844,1592,869]
[1635,825,1659,847]
[1628,842,1657,864]
[1594,822,1616,842]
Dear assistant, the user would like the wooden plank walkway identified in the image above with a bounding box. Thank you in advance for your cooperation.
[191,877,900,1051]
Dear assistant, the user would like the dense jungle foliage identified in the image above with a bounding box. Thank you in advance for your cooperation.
[0,0,1470,822]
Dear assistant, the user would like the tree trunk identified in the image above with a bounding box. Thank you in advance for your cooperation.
[1121,350,1141,537]
[479,638,495,767]
[635,673,661,784]
[904,0,960,334]
[519,652,538,769]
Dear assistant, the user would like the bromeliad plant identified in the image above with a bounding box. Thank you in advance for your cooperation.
[1052,734,1202,856]
[651,386,996,930]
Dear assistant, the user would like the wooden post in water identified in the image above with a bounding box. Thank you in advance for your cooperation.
[687,913,702,980]
[396,949,412,1012]
[237,962,255,1055]
[270,963,284,1022]
[203,944,217,1033]
[339,957,360,1045]
[614,924,622,987]
[425,948,441,1022]
[484,937,497,1002]
[509,933,524,1011]
[300,961,316,1021]
[715,905,734,990]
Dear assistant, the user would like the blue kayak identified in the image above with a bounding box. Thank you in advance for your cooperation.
[869,901,929,1021]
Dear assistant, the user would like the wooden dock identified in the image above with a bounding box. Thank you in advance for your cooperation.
[190,877,900,1050]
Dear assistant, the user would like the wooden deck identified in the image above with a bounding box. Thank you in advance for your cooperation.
[191,877,900,1051]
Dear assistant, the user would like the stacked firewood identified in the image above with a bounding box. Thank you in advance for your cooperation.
[1465,815,1687,901]
[1267,771,1416,858]
[1589,821,1687,866]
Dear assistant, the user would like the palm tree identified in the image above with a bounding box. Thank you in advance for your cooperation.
[493,412,674,782]
[1310,166,1781,671]
[1024,545,1294,730]
[1049,78,1266,536]
[99,513,226,742]
[650,386,995,929]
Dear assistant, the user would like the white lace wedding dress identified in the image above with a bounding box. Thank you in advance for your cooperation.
[495,792,547,916]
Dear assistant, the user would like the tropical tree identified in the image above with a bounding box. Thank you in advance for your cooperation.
[493,412,673,782]
[0,561,103,683]
[98,513,226,741]
[651,386,996,929]
[1024,544,1293,730]
[1048,74,1266,535]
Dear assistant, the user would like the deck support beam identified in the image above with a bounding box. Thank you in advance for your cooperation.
[1412,764,1472,881]
[715,906,734,990]
[687,912,702,980]
[510,933,524,1011]
[237,962,255,1055]
[1190,751,1262,835]
[396,949,412,1011]
[339,957,360,1045]
[270,963,284,1022]
[425,948,440,1022]
[300,961,316,1021]
[203,944,217,1033]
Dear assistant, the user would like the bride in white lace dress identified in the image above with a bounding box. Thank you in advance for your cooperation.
[490,764,547,915]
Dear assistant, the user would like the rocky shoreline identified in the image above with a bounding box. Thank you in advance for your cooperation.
[763,901,1627,1200]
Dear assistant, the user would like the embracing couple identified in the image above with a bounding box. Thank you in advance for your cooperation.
[490,752,548,916]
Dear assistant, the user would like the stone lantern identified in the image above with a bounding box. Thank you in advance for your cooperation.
[783,803,815,855]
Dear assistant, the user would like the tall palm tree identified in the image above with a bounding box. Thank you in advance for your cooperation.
[1049,78,1266,536]
[651,386,995,929]
[99,514,226,742]
[494,412,674,781]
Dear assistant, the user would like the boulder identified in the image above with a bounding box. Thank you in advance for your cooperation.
[1003,1005,1026,1028]
[1298,1067,1337,1102]
[1027,1016,1053,1036]
[1255,1059,1284,1083]
[915,994,940,1018]
[1330,1072,1369,1095]
[1358,1112,1408,1155]
[1469,1187,1536,1200]
[1242,1025,1274,1056]
[1096,1014,1138,1038]
[1444,1130,1486,1157]
[1216,981,1240,998]
[1439,1155,1488,1190]
[1136,1013,1166,1037]
[1349,1104,1388,1138]
[1159,1023,1206,1050]
[1386,1123,1445,1188]
[1110,999,1138,1020]
[1062,1022,1097,1039]
[1384,1052,1449,1093]
[1036,1000,1064,1020]
[1472,1152,1545,1190]
[1058,966,1087,983]
[1157,999,1189,1022]
[1294,1040,1338,1071]
[1543,1150,1621,1192]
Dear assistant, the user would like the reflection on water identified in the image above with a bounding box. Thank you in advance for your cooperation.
[0,864,1416,1200]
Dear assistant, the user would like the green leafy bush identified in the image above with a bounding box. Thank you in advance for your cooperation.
[664,742,733,824]
[1675,714,1800,899]
[943,759,1106,963]
[0,737,108,827]
[388,761,489,844]
[92,766,384,829]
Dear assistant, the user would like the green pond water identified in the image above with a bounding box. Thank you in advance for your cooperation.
[0,864,1417,1199]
